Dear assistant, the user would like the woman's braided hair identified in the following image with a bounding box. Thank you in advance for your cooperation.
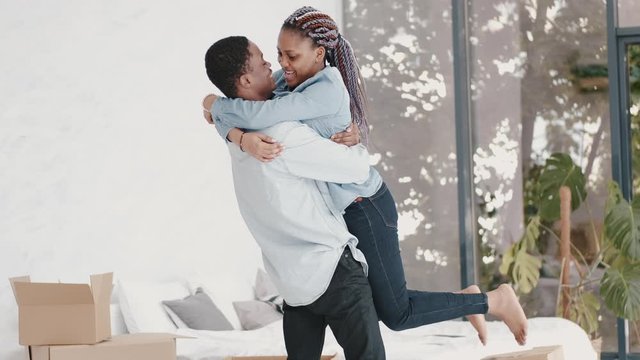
[283,6,369,141]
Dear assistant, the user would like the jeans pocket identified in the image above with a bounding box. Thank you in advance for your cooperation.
[368,194,398,229]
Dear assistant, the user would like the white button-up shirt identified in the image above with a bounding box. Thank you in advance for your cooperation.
[228,121,370,306]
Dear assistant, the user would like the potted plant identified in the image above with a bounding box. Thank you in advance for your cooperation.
[500,153,640,348]
[570,64,609,92]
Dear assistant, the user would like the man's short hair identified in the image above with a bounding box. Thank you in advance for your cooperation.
[205,36,250,98]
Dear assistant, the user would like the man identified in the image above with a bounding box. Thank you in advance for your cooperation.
[202,36,385,359]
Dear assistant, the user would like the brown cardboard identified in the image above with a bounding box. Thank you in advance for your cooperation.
[225,356,336,360]
[9,273,113,345]
[28,333,187,360]
[482,345,564,360]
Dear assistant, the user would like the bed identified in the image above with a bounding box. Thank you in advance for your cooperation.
[112,277,596,360]
[173,317,595,360]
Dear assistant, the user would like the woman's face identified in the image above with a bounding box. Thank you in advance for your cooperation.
[277,28,325,89]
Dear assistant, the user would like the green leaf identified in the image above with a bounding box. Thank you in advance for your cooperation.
[499,244,516,276]
[512,248,542,294]
[536,153,587,222]
[498,216,540,282]
[604,182,640,260]
[600,264,640,320]
[522,215,541,252]
[567,290,600,335]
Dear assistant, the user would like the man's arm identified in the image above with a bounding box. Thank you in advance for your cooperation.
[279,123,370,184]
[203,96,283,162]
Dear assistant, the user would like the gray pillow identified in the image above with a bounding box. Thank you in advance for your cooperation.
[162,287,233,331]
[232,300,283,330]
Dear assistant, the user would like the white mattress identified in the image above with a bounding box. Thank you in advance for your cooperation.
[174,317,596,360]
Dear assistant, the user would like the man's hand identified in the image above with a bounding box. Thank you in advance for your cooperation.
[203,109,214,124]
[330,122,360,146]
[202,94,218,124]
[242,132,284,162]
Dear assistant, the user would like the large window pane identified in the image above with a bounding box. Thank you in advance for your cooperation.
[618,0,640,28]
[468,0,614,352]
[628,42,640,353]
[344,0,461,291]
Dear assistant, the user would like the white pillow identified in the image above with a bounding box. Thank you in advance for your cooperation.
[116,280,191,333]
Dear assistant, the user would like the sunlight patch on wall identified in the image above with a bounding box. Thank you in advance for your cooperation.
[397,208,425,241]
[415,246,448,267]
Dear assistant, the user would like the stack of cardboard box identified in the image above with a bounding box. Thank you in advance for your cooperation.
[9,273,184,360]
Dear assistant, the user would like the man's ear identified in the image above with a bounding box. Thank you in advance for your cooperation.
[238,73,251,89]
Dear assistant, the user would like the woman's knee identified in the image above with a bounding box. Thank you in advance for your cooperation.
[379,312,409,331]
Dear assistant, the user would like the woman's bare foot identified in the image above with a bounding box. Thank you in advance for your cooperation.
[487,284,528,345]
[455,285,488,345]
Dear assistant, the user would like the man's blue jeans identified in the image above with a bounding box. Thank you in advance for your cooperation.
[344,182,488,331]
[283,248,386,360]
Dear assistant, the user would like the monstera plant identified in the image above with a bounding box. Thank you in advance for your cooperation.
[500,152,640,338]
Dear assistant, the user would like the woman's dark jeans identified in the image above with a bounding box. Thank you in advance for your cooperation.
[344,182,488,331]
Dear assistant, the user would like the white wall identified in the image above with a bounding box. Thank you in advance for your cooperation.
[0,1,341,359]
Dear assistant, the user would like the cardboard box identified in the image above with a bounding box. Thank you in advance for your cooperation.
[28,333,186,360]
[482,345,564,360]
[224,356,336,360]
[9,273,112,345]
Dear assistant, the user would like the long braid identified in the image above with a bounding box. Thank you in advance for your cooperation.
[283,7,370,142]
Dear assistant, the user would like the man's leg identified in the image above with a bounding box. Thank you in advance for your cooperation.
[283,302,327,360]
[309,248,385,360]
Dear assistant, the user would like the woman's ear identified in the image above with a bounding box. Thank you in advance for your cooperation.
[315,46,326,63]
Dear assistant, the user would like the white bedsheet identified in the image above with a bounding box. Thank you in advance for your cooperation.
[175,317,596,360]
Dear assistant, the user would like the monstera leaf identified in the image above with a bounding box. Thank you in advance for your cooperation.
[605,182,640,260]
[600,264,640,321]
[536,153,587,222]
[499,216,541,294]
[511,248,542,294]
[564,290,600,336]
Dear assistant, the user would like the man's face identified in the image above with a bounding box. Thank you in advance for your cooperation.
[242,41,276,100]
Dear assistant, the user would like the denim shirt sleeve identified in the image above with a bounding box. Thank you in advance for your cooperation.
[211,68,347,140]
[213,70,286,141]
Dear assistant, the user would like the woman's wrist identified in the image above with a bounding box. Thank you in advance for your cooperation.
[239,132,246,152]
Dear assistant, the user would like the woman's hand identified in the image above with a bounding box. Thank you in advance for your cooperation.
[242,132,284,162]
[202,94,218,124]
[330,122,360,146]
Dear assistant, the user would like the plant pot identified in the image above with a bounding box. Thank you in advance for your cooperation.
[577,77,609,92]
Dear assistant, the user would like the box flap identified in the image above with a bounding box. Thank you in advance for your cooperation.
[9,276,31,304]
[13,282,93,306]
[89,273,113,304]
[482,345,564,360]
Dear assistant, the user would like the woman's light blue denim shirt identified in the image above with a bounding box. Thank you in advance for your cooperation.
[212,66,382,212]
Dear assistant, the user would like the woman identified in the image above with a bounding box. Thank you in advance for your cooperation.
[204,6,526,346]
